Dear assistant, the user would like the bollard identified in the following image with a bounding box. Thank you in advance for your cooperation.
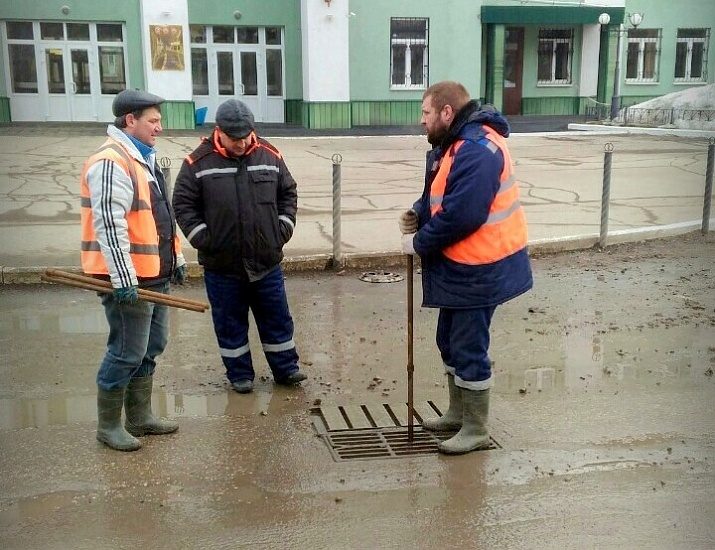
[160,156,172,197]
[703,138,714,235]
[599,143,614,248]
[332,153,343,268]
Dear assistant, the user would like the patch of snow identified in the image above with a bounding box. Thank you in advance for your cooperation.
[621,83,715,130]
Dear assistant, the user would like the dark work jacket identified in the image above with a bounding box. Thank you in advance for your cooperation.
[412,101,533,308]
[172,131,297,281]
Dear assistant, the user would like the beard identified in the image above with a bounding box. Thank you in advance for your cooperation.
[426,122,449,146]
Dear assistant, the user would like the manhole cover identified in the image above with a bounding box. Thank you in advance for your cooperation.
[359,271,403,283]
[312,402,500,461]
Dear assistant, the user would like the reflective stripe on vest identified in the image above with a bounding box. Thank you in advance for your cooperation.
[429,126,528,265]
[80,140,162,276]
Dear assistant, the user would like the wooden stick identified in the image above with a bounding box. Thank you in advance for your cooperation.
[45,269,209,310]
[407,254,414,442]
[41,274,208,313]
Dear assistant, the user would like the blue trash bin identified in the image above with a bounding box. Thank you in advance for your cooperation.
[195,107,208,126]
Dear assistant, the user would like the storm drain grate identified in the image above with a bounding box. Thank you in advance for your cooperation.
[312,401,500,461]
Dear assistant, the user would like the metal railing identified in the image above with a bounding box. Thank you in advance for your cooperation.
[597,137,715,248]
[586,105,715,127]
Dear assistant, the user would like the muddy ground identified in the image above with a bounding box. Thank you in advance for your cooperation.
[1,232,714,549]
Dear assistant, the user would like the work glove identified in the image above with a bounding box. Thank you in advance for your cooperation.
[113,285,139,305]
[398,209,418,234]
[171,264,186,285]
[401,233,416,255]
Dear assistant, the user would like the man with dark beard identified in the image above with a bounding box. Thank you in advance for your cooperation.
[399,81,533,454]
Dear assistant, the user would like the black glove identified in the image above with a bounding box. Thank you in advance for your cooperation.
[113,285,139,305]
[171,264,186,285]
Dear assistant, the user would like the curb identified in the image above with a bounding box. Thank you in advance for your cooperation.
[567,123,715,139]
[2,222,711,285]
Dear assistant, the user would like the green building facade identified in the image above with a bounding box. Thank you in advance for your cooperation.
[0,0,712,128]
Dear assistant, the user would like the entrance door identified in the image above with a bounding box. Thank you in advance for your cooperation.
[206,47,262,122]
[42,44,97,121]
[237,48,261,119]
[503,27,524,116]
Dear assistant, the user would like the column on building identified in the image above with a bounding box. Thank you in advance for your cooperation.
[485,24,506,112]
[580,23,605,116]
[139,0,195,129]
[300,0,351,128]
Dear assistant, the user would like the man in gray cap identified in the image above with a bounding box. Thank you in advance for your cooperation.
[80,88,186,451]
[173,99,306,394]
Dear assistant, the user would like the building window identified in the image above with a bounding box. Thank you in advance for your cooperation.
[626,29,660,83]
[674,28,709,82]
[390,18,428,89]
[537,29,573,85]
[5,22,38,93]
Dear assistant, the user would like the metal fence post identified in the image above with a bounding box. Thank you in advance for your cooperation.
[599,143,614,248]
[703,138,714,235]
[160,157,172,197]
[332,153,343,268]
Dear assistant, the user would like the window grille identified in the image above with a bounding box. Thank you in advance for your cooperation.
[537,29,573,85]
[390,18,428,89]
[674,28,709,82]
[626,28,661,83]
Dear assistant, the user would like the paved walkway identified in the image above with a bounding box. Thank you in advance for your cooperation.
[0,121,713,282]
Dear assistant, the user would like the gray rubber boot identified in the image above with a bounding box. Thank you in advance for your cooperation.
[422,374,462,432]
[97,387,141,452]
[124,375,179,436]
[438,388,490,455]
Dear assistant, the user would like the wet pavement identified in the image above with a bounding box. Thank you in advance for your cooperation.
[1,232,714,548]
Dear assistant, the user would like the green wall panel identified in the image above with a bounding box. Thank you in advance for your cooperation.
[522,97,580,116]
[0,97,10,123]
[305,103,351,130]
[351,101,421,126]
[284,100,302,125]
[160,101,195,130]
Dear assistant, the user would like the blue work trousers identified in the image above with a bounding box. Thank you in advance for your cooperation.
[204,267,299,383]
[436,306,496,390]
[96,281,170,390]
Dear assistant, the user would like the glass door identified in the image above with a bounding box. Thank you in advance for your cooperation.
[237,48,261,120]
[68,46,95,120]
[42,44,96,121]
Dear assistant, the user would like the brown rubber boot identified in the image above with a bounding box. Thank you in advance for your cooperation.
[438,388,491,455]
[97,387,141,452]
[124,375,179,436]
[422,374,462,432]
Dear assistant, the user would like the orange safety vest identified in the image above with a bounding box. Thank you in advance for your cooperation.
[80,139,178,277]
[430,126,528,265]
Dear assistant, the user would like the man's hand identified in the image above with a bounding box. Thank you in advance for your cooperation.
[398,209,418,234]
[401,233,416,255]
[113,285,139,305]
[171,264,186,285]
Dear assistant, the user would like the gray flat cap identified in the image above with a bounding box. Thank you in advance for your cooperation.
[215,99,255,138]
[112,89,165,117]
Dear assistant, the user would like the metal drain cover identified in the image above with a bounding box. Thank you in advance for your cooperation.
[312,402,500,461]
[359,271,403,283]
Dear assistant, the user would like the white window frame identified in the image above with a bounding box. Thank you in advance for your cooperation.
[390,18,428,90]
[625,28,660,83]
[537,28,573,86]
[674,28,709,83]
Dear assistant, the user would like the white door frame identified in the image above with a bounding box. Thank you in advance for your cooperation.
[40,42,98,122]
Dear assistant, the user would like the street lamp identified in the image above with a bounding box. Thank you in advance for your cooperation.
[599,12,644,121]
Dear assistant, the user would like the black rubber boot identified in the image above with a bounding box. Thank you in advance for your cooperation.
[97,387,141,452]
[422,374,462,432]
[438,388,491,455]
[124,375,179,436]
